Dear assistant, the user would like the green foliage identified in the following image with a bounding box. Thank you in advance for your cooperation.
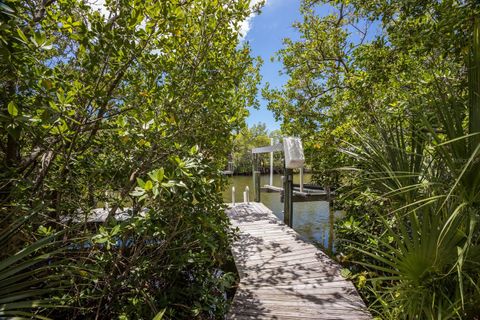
[337,122,480,319]
[0,214,78,319]
[58,152,236,319]
[1,0,259,318]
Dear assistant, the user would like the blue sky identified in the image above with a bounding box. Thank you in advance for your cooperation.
[242,0,303,132]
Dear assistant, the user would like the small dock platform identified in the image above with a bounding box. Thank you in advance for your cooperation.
[226,202,370,319]
[260,185,334,202]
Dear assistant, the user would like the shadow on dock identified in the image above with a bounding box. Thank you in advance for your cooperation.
[226,202,370,319]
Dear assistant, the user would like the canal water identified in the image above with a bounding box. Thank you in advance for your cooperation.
[222,174,343,250]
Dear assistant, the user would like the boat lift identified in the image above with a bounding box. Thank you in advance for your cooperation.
[251,137,333,227]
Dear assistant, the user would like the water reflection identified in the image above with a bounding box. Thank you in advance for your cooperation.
[222,174,343,251]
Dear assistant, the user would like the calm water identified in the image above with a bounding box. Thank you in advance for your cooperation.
[222,174,343,250]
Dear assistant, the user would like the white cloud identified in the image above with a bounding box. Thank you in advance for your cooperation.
[89,0,265,41]
[89,0,110,17]
[239,0,267,40]
[89,0,149,29]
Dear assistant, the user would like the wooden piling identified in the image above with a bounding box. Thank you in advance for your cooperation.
[283,168,293,227]
[254,171,261,202]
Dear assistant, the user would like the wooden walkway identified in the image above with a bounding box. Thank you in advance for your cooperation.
[226,202,370,319]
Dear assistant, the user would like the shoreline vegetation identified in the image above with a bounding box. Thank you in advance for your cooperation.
[1,0,259,319]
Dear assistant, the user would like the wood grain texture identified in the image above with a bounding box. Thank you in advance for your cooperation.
[226,202,371,320]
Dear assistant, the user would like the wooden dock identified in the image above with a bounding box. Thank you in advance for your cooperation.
[226,202,370,319]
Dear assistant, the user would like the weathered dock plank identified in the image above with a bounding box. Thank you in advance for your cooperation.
[226,202,370,319]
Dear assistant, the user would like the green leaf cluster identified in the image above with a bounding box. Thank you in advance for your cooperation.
[0,0,260,318]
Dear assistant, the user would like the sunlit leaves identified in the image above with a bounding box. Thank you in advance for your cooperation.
[15,28,28,43]
[7,101,17,116]
[1,0,258,318]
